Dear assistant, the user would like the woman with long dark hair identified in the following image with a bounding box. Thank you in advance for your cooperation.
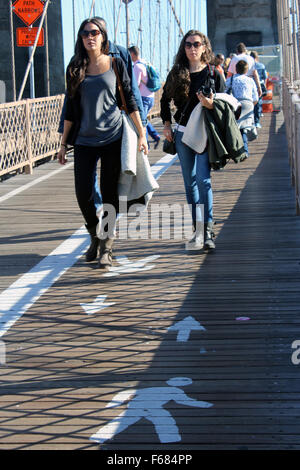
[57,18,148,269]
[161,30,225,251]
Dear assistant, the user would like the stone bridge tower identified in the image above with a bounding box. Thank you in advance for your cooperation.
[207,0,278,56]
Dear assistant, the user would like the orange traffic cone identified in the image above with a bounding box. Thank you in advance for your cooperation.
[262,79,273,113]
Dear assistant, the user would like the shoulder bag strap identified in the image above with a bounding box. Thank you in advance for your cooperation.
[112,57,128,115]
[172,98,192,141]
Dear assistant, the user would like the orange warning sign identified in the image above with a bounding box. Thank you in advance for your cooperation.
[13,0,44,27]
[16,27,44,47]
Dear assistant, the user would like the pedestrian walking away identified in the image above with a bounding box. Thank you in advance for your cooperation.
[129,46,161,150]
[57,17,148,270]
[160,30,226,252]
[250,50,268,128]
[225,60,258,157]
[227,42,262,98]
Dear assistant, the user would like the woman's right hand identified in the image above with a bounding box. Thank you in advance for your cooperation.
[57,146,68,165]
[163,124,173,142]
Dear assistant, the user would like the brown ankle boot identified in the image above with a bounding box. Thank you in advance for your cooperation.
[98,238,114,269]
[86,225,100,262]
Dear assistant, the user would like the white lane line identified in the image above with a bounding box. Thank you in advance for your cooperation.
[0,162,74,204]
[0,153,178,338]
[0,226,88,338]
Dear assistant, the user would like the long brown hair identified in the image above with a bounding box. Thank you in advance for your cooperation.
[164,30,214,101]
[66,17,109,97]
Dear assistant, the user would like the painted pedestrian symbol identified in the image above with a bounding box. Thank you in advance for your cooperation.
[90,377,213,444]
[102,255,160,277]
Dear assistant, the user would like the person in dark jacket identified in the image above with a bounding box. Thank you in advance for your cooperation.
[57,17,147,269]
[58,17,146,220]
[160,29,225,251]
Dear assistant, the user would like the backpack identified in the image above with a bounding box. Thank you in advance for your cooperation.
[137,61,161,92]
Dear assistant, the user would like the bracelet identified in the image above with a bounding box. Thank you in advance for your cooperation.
[61,143,68,149]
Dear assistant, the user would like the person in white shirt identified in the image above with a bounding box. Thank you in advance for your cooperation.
[226,60,258,157]
[129,46,160,149]
[227,43,262,98]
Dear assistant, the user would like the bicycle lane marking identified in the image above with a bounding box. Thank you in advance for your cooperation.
[0,153,178,338]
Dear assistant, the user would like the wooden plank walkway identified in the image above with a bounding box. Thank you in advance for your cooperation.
[1,112,300,450]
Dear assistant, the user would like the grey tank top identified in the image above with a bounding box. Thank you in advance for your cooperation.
[76,58,123,147]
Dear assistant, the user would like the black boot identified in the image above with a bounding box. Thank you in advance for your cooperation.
[204,221,215,251]
[85,225,100,262]
[98,238,114,269]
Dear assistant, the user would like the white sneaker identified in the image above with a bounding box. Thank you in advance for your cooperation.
[185,233,203,251]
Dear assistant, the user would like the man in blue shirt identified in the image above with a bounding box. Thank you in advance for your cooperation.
[58,17,146,221]
[250,51,268,129]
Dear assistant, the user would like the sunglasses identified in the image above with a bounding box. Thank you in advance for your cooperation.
[80,29,101,39]
[185,41,203,49]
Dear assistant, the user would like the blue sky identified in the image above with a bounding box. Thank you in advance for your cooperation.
[60,0,207,80]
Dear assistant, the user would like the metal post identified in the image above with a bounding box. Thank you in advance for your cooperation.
[9,0,16,101]
[29,45,35,99]
[17,0,50,101]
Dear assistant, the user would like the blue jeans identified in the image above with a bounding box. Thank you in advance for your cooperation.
[240,129,249,156]
[175,131,213,226]
[142,96,160,143]
[93,173,103,213]
[254,96,262,124]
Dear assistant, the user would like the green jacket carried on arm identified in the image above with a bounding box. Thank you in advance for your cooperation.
[203,99,247,170]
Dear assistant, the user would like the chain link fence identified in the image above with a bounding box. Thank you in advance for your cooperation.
[0,94,65,178]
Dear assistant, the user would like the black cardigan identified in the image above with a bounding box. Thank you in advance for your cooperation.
[160,65,226,127]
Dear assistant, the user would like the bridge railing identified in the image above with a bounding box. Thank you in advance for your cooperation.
[277,0,300,214]
[0,94,65,177]
[0,88,164,179]
[282,80,300,214]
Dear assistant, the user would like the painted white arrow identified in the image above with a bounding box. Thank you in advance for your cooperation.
[80,295,115,315]
[168,316,206,342]
[102,255,160,277]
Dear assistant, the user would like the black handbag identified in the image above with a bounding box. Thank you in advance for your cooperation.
[163,132,176,155]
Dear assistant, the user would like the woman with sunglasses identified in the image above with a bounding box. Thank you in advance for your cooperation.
[160,30,225,251]
[57,18,147,269]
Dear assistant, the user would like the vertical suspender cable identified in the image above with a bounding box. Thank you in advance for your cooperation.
[9,0,16,102]
[125,0,130,48]
[167,0,170,72]
[89,0,96,18]
[149,0,152,62]
[115,0,122,45]
[113,0,116,43]
[152,1,159,62]
[159,0,162,76]
[137,0,144,50]
[72,0,76,46]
